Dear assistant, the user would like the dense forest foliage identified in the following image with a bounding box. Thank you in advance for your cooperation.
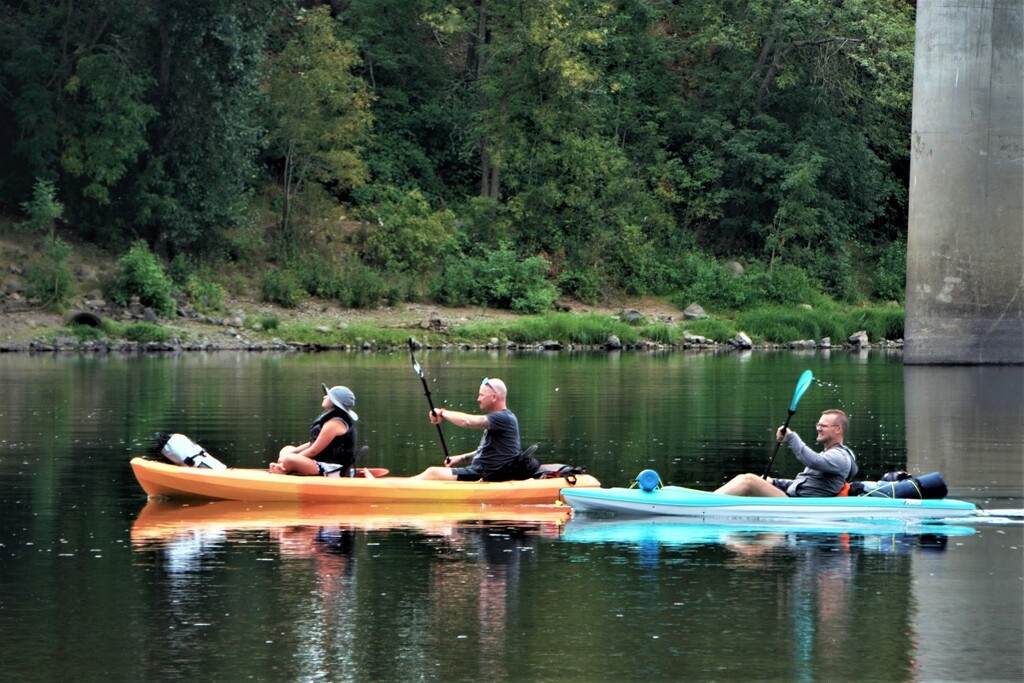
[1,0,914,315]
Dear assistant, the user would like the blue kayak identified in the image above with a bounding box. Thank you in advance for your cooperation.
[560,484,979,522]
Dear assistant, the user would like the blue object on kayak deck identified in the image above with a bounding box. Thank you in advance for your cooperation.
[636,469,662,492]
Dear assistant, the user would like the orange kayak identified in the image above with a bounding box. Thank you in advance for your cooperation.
[129,457,601,504]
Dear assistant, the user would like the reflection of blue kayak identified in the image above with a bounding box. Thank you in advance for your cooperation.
[561,516,977,548]
[561,484,979,521]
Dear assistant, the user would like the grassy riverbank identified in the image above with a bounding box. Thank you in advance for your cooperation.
[25,300,903,351]
[0,231,903,350]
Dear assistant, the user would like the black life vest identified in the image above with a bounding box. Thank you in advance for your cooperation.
[310,408,357,470]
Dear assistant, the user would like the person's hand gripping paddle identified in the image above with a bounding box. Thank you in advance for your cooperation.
[762,370,814,479]
[408,338,450,462]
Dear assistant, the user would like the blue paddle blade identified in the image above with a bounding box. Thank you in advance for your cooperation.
[789,370,814,411]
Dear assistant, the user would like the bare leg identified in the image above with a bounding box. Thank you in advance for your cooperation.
[715,473,788,497]
[412,466,459,481]
[271,451,321,476]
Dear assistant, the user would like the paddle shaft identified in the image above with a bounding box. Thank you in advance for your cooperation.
[762,370,813,480]
[762,409,795,479]
[408,339,450,460]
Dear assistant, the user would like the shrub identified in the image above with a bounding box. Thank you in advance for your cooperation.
[261,269,304,308]
[749,264,820,306]
[431,256,475,307]
[358,187,459,275]
[25,236,74,311]
[432,244,557,314]
[170,257,227,315]
[671,252,751,310]
[672,253,828,313]
[111,321,171,343]
[249,315,280,332]
[556,268,603,305]
[342,261,388,309]
[109,241,176,315]
[183,275,227,314]
[293,256,392,309]
[17,178,64,234]
[872,240,907,302]
[64,323,106,342]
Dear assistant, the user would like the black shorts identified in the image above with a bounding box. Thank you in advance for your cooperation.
[452,466,483,482]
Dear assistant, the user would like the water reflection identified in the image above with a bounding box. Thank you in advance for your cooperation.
[129,500,568,680]
[905,365,1024,502]
[559,516,980,682]
[130,499,571,545]
[425,521,556,681]
[560,516,976,553]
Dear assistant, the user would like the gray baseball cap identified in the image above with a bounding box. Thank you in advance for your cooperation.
[321,383,358,421]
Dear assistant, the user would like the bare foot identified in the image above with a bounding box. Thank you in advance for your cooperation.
[269,462,287,474]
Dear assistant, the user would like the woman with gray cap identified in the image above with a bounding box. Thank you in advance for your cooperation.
[270,384,359,475]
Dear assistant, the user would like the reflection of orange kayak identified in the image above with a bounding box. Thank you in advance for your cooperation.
[129,457,601,504]
[130,498,572,545]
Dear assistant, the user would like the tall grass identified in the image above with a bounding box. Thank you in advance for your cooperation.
[275,321,416,347]
[93,304,899,348]
[261,305,904,347]
[734,304,904,343]
[455,313,638,345]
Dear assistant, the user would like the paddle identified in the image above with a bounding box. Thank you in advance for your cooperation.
[762,369,814,479]
[408,338,450,461]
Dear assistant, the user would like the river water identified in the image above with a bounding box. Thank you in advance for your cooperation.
[0,350,1021,682]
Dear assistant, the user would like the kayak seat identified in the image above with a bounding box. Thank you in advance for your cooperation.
[521,443,538,462]
[321,445,370,477]
[835,482,851,497]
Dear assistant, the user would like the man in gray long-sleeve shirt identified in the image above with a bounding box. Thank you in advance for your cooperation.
[715,409,858,497]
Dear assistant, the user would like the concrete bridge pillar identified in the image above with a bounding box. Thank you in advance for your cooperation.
[905,1,1024,364]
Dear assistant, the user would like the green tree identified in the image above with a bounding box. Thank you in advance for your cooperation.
[18,179,74,311]
[263,6,373,255]
[661,0,915,277]
[17,179,64,235]
[344,1,472,201]
[421,0,680,296]
[141,0,277,254]
[358,187,458,276]
[59,53,156,205]
[0,2,155,218]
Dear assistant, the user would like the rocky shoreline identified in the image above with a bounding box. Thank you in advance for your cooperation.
[0,310,903,355]
[0,287,903,355]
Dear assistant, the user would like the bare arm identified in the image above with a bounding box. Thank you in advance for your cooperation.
[292,420,347,459]
[430,408,489,430]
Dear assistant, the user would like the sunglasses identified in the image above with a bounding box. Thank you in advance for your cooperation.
[482,377,496,394]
